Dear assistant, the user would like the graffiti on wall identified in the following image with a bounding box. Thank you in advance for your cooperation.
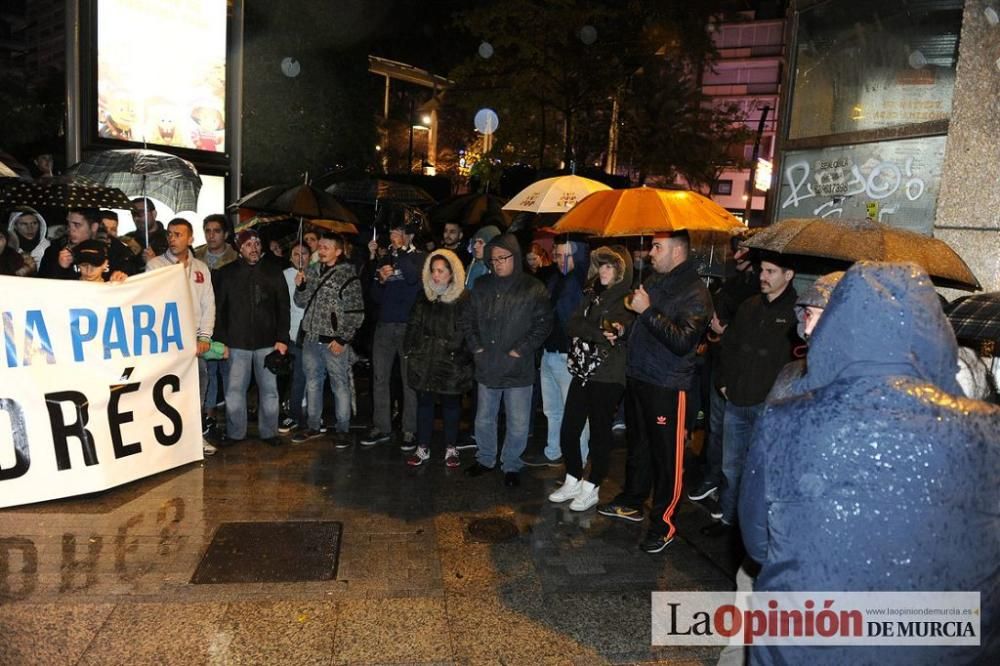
[778,136,946,235]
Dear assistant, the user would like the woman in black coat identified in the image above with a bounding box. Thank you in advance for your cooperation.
[548,245,635,511]
[403,249,473,467]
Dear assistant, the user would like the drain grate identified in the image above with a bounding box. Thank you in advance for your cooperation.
[191,521,342,584]
[467,517,519,544]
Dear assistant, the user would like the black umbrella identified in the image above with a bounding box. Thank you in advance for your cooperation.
[326,179,435,207]
[233,184,358,224]
[0,181,132,209]
[429,192,512,229]
[946,293,1000,344]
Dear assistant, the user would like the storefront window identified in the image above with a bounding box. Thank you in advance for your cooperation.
[788,0,963,139]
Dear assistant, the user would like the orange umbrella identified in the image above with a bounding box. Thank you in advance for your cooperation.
[552,187,745,236]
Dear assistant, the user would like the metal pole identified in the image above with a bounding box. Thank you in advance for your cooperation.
[65,0,82,166]
[407,99,415,173]
[228,0,246,203]
[744,105,770,225]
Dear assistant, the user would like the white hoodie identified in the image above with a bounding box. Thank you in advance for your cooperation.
[8,210,51,265]
[146,251,216,340]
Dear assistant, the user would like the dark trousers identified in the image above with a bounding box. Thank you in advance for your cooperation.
[416,391,462,446]
[614,378,687,540]
[561,378,624,486]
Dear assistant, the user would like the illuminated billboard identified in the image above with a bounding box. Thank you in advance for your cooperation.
[96,0,227,153]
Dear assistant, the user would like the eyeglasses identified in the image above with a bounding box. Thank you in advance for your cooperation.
[491,254,514,265]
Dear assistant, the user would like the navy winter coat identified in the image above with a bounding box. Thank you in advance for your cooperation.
[740,262,1000,665]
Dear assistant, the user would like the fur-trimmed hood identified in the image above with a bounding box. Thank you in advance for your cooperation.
[587,244,633,289]
[422,248,467,303]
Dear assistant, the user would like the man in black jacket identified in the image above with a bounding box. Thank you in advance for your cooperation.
[38,208,134,280]
[213,229,291,446]
[708,252,798,535]
[463,234,552,487]
[597,231,712,553]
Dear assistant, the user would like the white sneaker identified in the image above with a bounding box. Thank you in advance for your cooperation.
[202,439,217,457]
[548,474,582,503]
[569,481,600,511]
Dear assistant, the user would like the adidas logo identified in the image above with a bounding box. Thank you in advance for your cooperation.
[655,416,667,426]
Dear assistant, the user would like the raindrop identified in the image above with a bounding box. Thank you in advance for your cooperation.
[478,41,494,59]
[579,25,597,45]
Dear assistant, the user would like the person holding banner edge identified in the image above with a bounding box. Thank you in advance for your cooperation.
[212,229,291,447]
[146,218,218,456]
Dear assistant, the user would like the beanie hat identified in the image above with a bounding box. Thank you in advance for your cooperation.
[235,229,259,249]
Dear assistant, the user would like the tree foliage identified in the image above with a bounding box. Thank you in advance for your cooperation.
[446,0,750,187]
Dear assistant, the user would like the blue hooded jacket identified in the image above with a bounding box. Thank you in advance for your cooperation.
[740,262,1000,665]
[544,240,590,353]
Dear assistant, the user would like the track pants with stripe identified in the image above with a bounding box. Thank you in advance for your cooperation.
[620,378,687,540]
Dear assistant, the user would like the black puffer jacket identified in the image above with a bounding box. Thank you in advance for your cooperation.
[404,250,474,395]
[565,246,636,386]
[625,258,712,390]
[464,234,552,388]
[213,257,291,349]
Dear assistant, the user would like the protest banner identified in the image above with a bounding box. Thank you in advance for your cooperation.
[0,265,202,508]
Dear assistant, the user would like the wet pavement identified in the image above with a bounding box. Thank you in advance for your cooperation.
[0,419,738,665]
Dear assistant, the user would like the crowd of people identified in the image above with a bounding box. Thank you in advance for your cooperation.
[3,199,999,660]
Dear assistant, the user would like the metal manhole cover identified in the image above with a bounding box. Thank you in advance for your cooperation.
[467,517,519,543]
[191,521,342,584]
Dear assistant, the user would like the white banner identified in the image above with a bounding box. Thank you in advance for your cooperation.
[0,265,202,508]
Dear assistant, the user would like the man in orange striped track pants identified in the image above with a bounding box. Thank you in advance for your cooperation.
[595,231,713,553]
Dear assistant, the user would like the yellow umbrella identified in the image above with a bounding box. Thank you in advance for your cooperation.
[502,175,611,214]
[553,187,745,236]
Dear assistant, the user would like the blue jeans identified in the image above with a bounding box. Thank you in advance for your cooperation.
[203,357,230,412]
[720,401,765,524]
[475,384,533,473]
[225,347,280,440]
[540,351,589,461]
[417,391,462,446]
[198,356,208,413]
[704,374,727,487]
[302,341,352,433]
[288,342,307,425]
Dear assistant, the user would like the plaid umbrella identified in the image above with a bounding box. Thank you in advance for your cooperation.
[233,184,358,223]
[946,293,1000,344]
[0,180,131,209]
[67,148,202,212]
[326,179,435,207]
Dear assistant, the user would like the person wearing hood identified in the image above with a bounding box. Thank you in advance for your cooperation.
[523,238,591,467]
[596,231,712,554]
[740,262,1000,665]
[547,246,636,511]
[8,209,50,267]
[464,224,501,289]
[403,249,474,467]
[463,234,553,487]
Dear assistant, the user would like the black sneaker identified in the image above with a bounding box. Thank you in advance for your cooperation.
[333,432,353,449]
[639,532,674,553]
[520,451,563,467]
[596,502,644,523]
[464,462,495,477]
[687,480,718,501]
[360,428,391,447]
[504,471,521,487]
[700,521,734,537]
[212,432,243,448]
[278,416,297,434]
[202,415,214,436]
[291,428,323,444]
[400,431,417,452]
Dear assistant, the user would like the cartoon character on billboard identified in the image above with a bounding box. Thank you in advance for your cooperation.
[146,101,185,147]
[190,101,224,152]
[99,91,137,141]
